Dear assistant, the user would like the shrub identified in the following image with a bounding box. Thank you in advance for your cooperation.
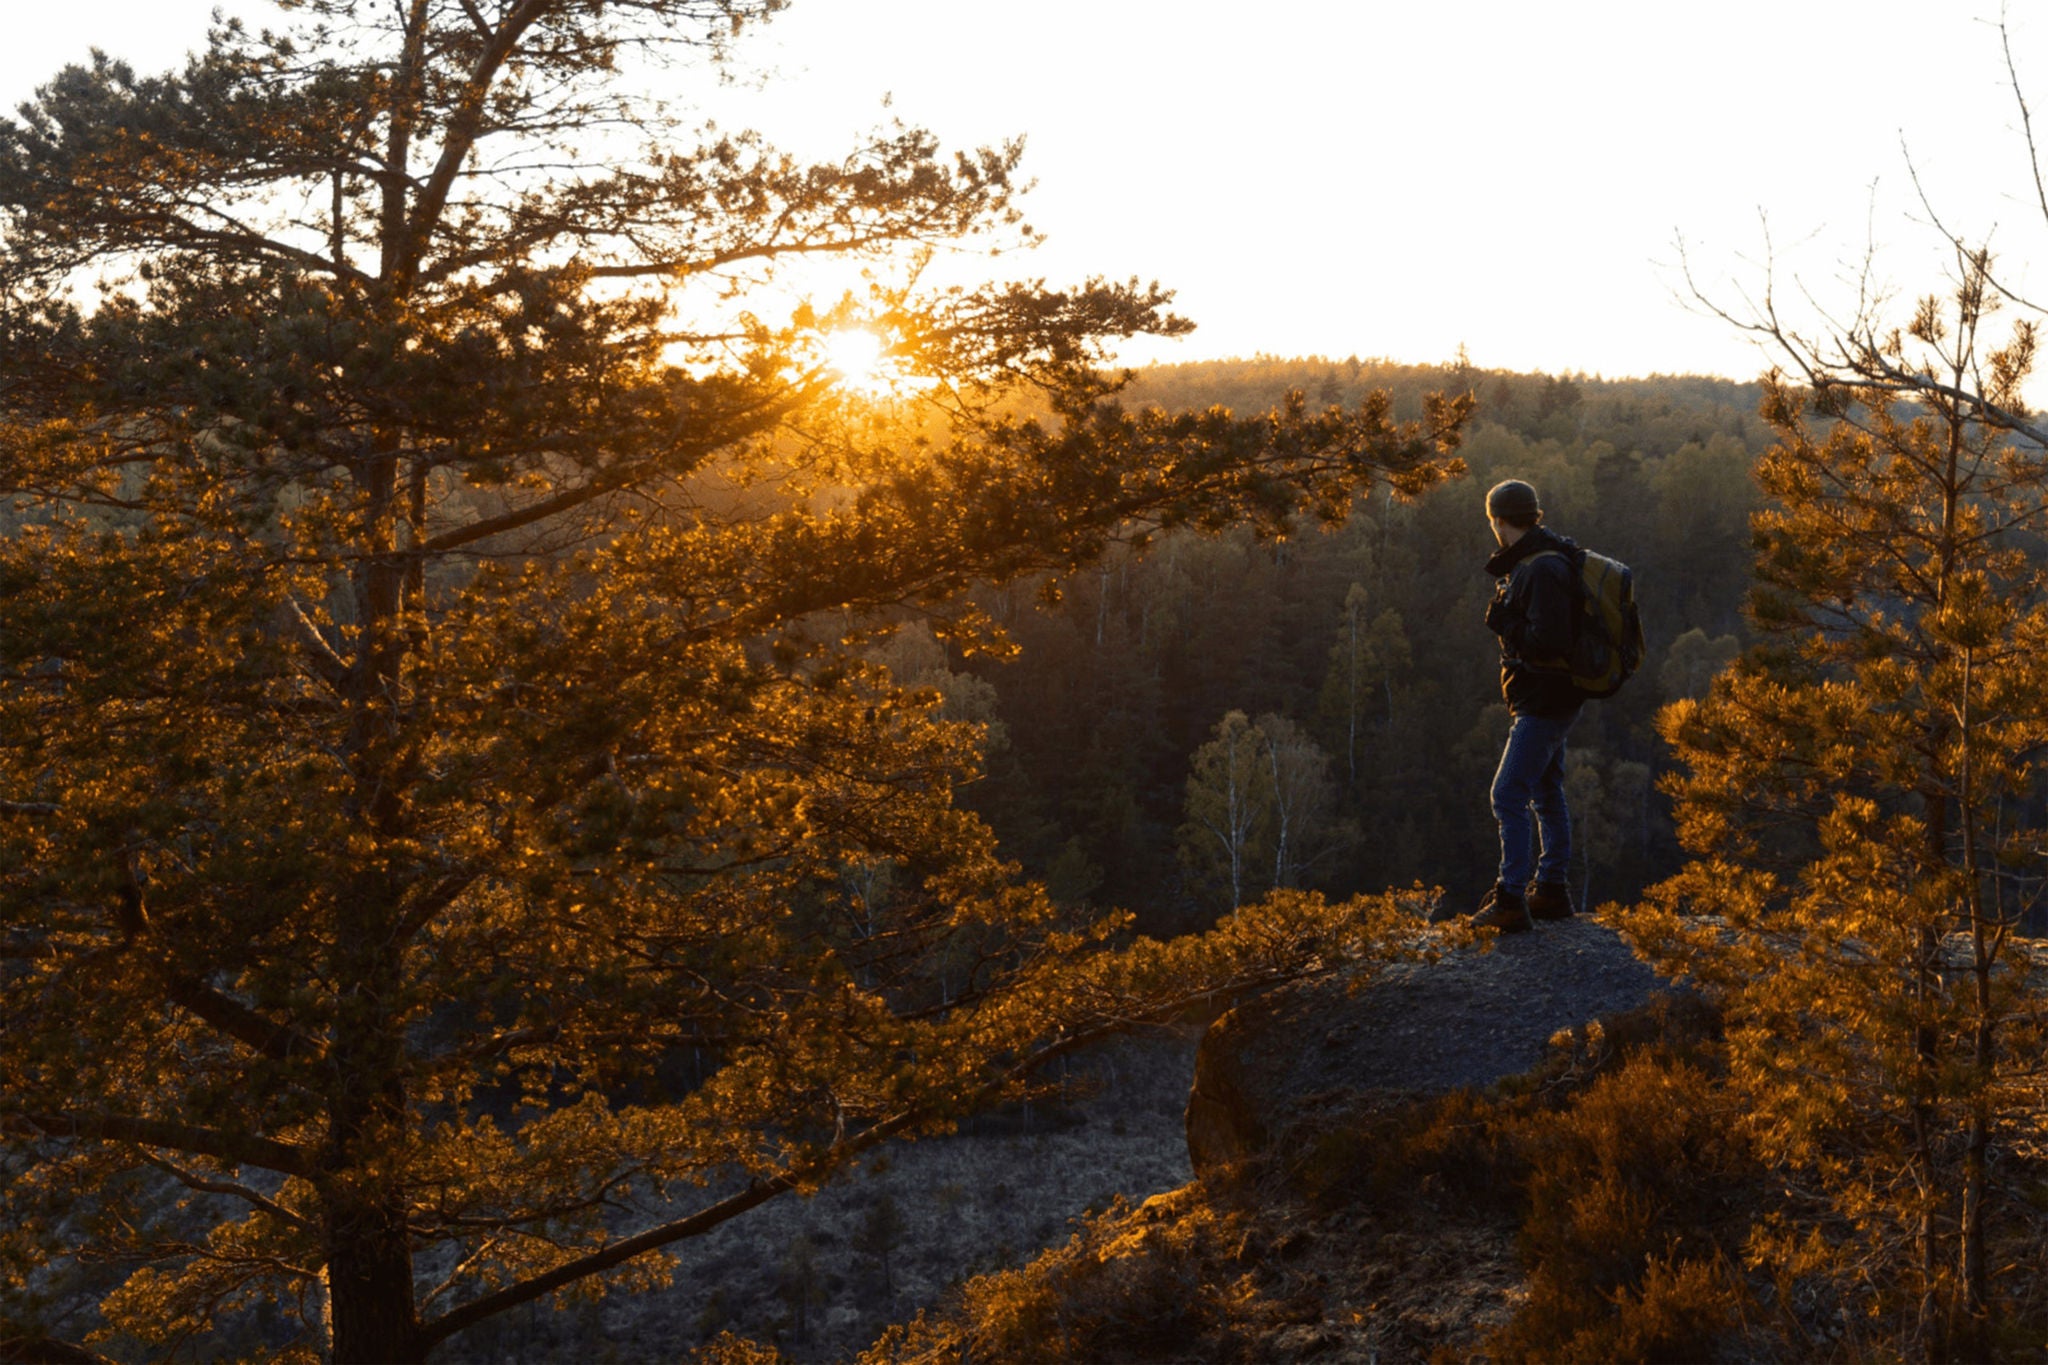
[863,1197,1254,1364]
[690,1331,788,1364]
[1492,1052,1755,1363]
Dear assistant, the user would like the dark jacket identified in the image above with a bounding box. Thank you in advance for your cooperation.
[1484,526,1584,718]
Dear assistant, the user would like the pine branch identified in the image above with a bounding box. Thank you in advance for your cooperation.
[137,1151,310,1229]
[404,0,553,284]
[419,915,1417,1345]
[6,1110,314,1178]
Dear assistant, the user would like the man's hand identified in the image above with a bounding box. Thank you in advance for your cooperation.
[1485,587,1513,635]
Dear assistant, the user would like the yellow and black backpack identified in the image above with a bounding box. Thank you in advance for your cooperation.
[1527,548,1645,699]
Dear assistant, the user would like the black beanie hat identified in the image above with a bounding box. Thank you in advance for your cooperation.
[1485,479,1541,519]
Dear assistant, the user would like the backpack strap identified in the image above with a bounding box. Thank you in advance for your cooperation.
[1524,547,1585,569]
[1518,548,1584,595]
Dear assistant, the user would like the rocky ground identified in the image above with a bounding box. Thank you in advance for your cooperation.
[1176,914,1682,1362]
[866,913,1690,1364]
[1188,914,1672,1174]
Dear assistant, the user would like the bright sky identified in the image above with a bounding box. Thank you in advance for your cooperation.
[5,2,2044,382]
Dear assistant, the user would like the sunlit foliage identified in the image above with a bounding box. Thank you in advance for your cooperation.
[1621,250,2048,1356]
[0,3,1470,1360]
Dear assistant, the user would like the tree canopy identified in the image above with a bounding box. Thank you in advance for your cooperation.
[0,3,1470,1361]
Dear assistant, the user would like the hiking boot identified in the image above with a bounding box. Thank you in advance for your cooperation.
[1526,881,1576,921]
[1470,882,1533,933]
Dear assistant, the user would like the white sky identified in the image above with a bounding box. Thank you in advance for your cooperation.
[4,2,2043,382]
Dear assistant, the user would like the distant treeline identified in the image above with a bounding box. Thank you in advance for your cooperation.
[925,356,1772,929]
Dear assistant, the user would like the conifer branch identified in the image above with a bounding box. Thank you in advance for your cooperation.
[393,870,482,941]
[282,597,350,691]
[421,901,1431,1344]
[405,0,553,281]
[138,1151,310,1229]
[0,1332,116,1365]
[159,977,325,1066]
[6,1110,313,1178]
[419,401,793,553]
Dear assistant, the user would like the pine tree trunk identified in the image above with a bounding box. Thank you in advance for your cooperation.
[323,879,421,1363]
[1960,948,1993,1336]
[1345,600,1359,790]
[1961,1099,1989,1318]
[328,1193,425,1364]
[1912,1109,1939,1358]
[1956,647,1992,1329]
[1911,790,1944,1358]
[326,440,422,1363]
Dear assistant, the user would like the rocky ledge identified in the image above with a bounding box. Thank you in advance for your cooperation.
[1185,915,1671,1175]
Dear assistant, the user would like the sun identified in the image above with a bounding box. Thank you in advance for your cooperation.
[819,326,893,395]
[827,325,933,394]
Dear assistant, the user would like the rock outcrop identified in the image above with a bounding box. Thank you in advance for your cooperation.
[1186,916,1669,1176]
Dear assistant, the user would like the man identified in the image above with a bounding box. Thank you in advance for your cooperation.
[1474,478,1580,932]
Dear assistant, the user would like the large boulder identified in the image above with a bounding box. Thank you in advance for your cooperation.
[1185,916,1669,1177]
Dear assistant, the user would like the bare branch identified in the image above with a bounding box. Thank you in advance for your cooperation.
[281,597,350,690]
[137,1151,310,1229]
[2003,13,2048,237]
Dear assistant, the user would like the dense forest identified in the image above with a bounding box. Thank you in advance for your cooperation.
[923,356,1767,928]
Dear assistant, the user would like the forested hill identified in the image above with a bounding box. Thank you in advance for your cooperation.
[927,357,1772,932]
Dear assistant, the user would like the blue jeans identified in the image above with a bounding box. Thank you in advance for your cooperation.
[1492,711,1575,889]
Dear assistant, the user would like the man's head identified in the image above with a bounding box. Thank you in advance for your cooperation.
[1486,478,1541,546]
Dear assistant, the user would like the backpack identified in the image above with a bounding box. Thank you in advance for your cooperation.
[1527,548,1645,699]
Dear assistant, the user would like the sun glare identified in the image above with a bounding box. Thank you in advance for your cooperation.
[820,327,895,395]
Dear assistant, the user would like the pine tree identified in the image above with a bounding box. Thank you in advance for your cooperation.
[854,1192,907,1298]
[1624,251,2048,1352]
[0,5,1473,1360]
